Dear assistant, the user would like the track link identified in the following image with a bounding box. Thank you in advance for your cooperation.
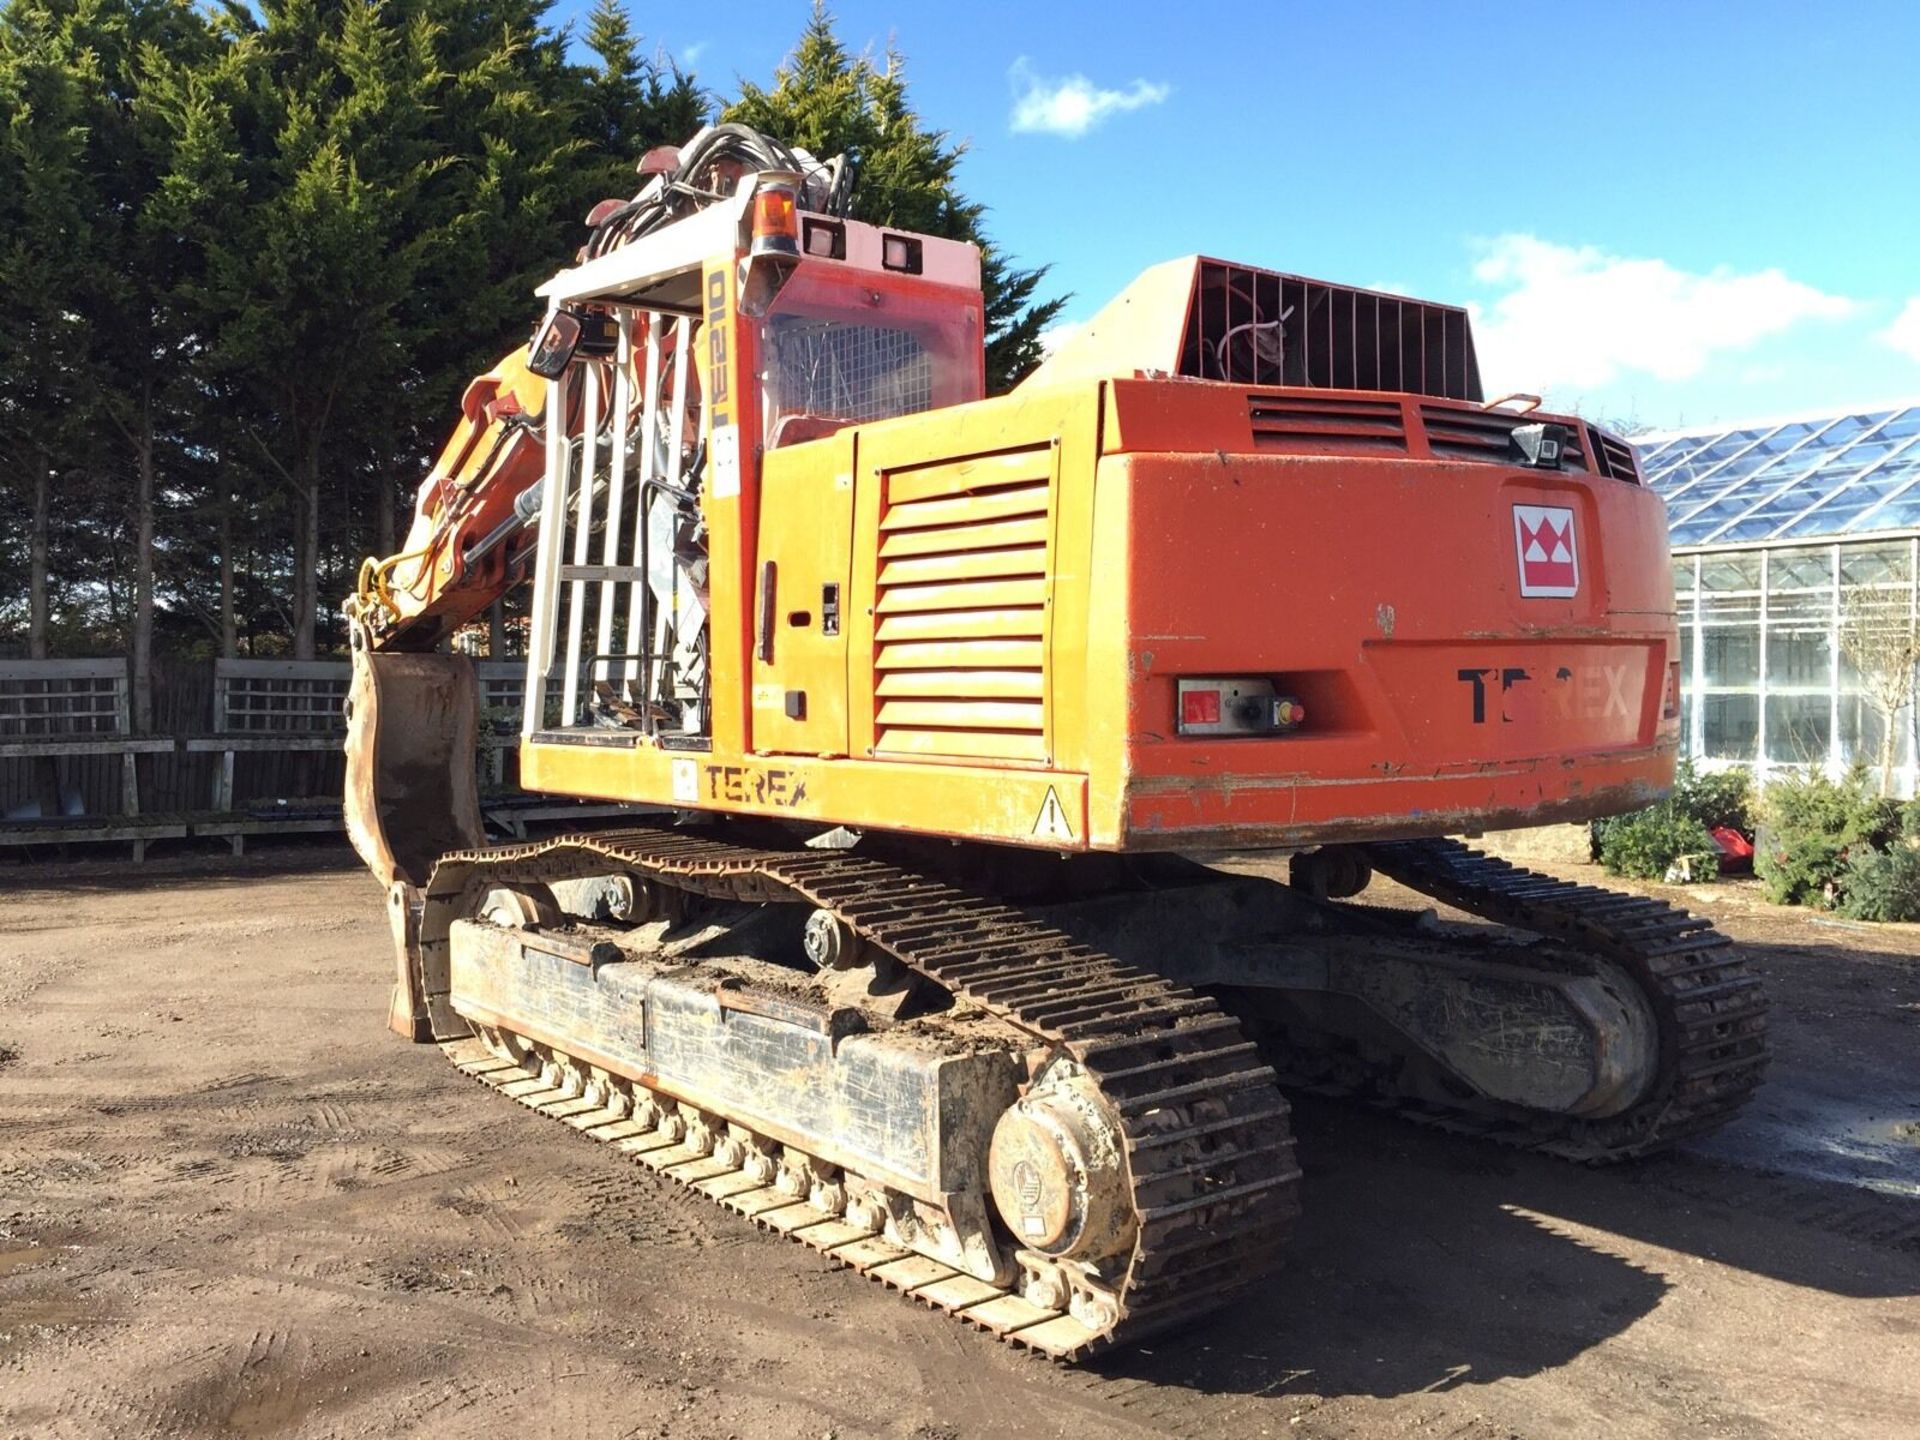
[1360,838,1771,1160]
[423,824,1302,1358]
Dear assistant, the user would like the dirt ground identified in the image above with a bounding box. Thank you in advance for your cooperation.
[2,844,1917,1440]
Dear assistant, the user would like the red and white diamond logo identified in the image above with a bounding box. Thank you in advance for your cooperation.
[1513,504,1579,597]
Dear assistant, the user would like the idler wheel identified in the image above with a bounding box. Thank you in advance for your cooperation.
[802,909,866,971]
[987,1072,1135,1263]
[1290,846,1373,900]
[479,883,560,929]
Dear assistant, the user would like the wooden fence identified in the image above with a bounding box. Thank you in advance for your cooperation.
[0,654,638,857]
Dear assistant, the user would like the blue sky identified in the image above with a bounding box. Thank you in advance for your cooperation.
[567,1,1920,431]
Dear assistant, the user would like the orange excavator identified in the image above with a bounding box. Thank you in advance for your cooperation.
[343,124,1767,1357]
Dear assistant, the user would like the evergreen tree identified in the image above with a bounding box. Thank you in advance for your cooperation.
[726,6,1064,392]
[0,0,1066,662]
[0,0,221,697]
[0,0,96,656]
[163,0,584,656]
[576,0,704,203]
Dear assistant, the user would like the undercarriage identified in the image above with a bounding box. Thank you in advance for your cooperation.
[394,823,1770,1358]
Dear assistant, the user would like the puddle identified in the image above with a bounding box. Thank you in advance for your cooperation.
[1697,1086,1920,1198]
[0,1243,54,1277]
[0,1244,95,1358]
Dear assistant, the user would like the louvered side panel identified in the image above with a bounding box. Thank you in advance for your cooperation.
[872,446,1054,762]
[881,483,1052,532]
[875,609,1045,642]
[1246,393,1409,455]
[875,638,1045,669]
[876,669,1044,699]
[879,515,1049,556]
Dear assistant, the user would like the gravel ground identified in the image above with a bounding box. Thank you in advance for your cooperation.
[1,844,1916,1440]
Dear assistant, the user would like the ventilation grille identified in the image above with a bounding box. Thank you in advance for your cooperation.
[1183,260,1483,401]
[1421,404,1592,470]
[873,448,1053,763]
[1248,394,1409,455]
[1588,426,1642,483]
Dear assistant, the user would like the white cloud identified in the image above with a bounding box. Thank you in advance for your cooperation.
[1880,297,1920,364]
[1039,319,1085,356]
[682,40,708,65]
[1467,234,1855,395]
[1008,58,1169,138]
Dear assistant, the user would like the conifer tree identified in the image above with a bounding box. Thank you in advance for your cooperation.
[0,0,96,657]
[726,6,1064,392]
[577,0,704,202]
[165,0,583,656]
[0,0,220,701]
[0,0,1067,660]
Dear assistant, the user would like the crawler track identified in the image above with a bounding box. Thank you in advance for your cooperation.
[1358,839,1771,1159]
[417,830,1767,1355]
[423,824,1303,1359]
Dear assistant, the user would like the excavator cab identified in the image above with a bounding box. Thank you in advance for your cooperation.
[345,152,983,886]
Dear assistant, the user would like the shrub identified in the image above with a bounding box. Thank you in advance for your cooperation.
[1754,768,1900,908]
[1837,842,1920,922]
[1672,761,1753,834]
[1591,760,1750,878]
[1596,803,1718,881]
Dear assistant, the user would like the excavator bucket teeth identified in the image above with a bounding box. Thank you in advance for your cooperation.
[344,636,485,889]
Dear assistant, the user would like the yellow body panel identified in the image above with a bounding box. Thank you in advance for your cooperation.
[523,381,1104,848]
[751,435,855,756]
[520,742,1091,847]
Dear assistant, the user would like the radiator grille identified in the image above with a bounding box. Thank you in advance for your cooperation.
[872,448,1053,762]
[764,316,932,424]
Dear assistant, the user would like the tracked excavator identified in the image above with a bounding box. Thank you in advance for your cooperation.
[343,124,1769,1358]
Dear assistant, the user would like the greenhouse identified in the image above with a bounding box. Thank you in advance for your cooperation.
[1642,401,1920,791]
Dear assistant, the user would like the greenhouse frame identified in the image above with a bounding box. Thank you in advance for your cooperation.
[1641,401,1920,793]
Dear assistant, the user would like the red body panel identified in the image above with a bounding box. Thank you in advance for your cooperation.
[1095,384,1677,849]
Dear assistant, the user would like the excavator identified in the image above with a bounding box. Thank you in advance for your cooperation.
[342,124,1769,1358]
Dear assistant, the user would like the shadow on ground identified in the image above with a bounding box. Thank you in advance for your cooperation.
[1088,1070,1919,1402]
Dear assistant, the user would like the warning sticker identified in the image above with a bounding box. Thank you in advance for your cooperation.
[1513,503,1579,598]
[670,757,698,804]
[1032,787,1074,843]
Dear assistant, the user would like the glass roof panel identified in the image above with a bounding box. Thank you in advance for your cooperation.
[1641,429,1749,486]
[1649,426,1778,503]
[1846,469,1920,532]
[1820,462,1920,533]
[1656,407,1920,546]
[1672,508,1740,546]
[1820,454,1920,540]
[1663,419,1841,529]
[1635,436,1696,473]
[1773,410,1920,536]
[1690,419,1896,542]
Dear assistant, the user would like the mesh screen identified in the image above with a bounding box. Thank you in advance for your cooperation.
[765,318,932,424]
